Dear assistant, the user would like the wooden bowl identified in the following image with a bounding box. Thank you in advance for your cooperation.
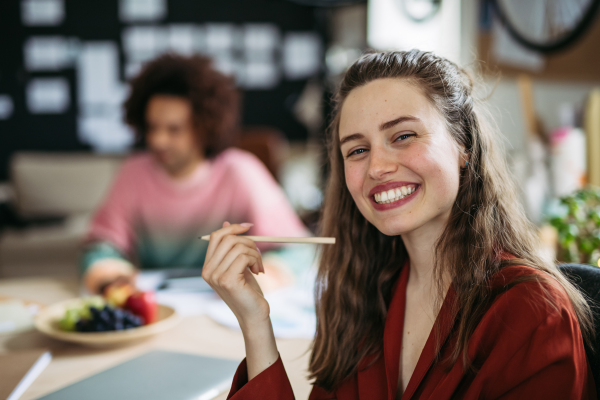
[34,298,181,346]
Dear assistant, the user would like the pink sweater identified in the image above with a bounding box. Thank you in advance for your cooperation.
[82,149,308,271]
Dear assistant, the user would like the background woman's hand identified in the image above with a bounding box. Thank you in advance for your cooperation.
[202,222,269,329]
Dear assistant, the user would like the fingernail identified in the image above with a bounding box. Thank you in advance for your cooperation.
[240,222,254,227]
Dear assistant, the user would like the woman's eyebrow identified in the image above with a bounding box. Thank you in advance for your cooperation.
[339,133,364,147]
[339,115,420,147]
[379,115,420,131]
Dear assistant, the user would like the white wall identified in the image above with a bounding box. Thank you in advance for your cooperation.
[367,0,462,63]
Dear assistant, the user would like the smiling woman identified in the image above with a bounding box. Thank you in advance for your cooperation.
[204,50,596,400]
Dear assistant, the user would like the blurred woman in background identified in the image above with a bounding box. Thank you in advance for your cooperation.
[82,54,307,294]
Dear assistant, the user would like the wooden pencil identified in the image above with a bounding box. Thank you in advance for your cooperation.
[199,235,335,244]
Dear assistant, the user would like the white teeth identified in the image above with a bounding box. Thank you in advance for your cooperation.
[373,185,417,204]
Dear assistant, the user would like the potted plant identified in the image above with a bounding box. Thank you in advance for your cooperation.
[548,186,600,266]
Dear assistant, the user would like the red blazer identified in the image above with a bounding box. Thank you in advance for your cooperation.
[227,264,596,399]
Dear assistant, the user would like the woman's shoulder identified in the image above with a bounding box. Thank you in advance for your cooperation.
[214,148,267,170]
[112,152,154,181]
[484,264,577,330]
[213,147,275,184]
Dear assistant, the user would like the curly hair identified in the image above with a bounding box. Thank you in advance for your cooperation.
[124,53,240,157]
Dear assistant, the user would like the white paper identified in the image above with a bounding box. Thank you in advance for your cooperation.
[77,42,124,106]
[491,19,544,72]
[243,23,279,61]
[282,32,322,80]
[156,292,218,317]
[122,25,167,63]
[241,61,280,89]
[124,61,143,79]
[119,0,166,22]
[24,36,74,71]
[205,24,237,53]
[193,25,207,54]
[205,287,316,339]
[21,0,64,26]
[0,95,14,120]
[77,114,135,153]
[77,41,134,152]
[167,24,195,55]
[26,78,70,114]
[212,53,238,78]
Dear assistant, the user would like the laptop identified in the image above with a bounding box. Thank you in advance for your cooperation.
[37,350,239,400]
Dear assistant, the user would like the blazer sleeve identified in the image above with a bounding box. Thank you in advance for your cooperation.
[471,278,595,400]
[227,356,337,400]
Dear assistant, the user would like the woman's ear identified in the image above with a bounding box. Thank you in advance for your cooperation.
[460,149,470,168]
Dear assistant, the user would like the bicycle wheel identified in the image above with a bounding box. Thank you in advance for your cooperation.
[491,0,600,53]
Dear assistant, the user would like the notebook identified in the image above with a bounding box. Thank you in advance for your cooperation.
[0,349,52,400]
[37,350,239,400]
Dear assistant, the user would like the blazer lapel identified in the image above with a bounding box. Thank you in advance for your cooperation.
[383,264,410,400]
[401,286,458,400]
[356,264,409,400]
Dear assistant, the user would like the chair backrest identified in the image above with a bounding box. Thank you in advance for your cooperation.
[558,263,600,392]
[11,152,124,217]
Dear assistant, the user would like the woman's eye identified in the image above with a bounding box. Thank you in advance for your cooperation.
[394,133,416,142]
[348,148,367,157]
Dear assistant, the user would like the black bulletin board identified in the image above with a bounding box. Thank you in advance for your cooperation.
[0,0,327,181]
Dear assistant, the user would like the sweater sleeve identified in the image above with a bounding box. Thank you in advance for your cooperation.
[467,277,595,400]
[229,151,309,249]
[81,159,138,272]
[227,356,337,400]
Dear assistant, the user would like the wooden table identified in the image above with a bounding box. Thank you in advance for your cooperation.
[0,277,313,399]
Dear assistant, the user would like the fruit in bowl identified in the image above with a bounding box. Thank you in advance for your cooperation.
[59,284,158,333]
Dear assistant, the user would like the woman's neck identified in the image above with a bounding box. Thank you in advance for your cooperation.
[401,214,450,290]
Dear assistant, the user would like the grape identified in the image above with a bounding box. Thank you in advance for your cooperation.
[65,297,146,333]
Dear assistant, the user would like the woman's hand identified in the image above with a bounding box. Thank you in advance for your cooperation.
[202,222,279,379]
[83,258,136,294]
[202,222,269,327]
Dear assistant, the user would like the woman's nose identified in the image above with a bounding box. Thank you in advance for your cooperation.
[367,147,398,181]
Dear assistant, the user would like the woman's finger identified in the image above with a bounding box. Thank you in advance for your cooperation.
[205,235,262,276]
[213,252,261,291]
[212,242,263,279]
[206,237,263,283]
[204,223,253,268]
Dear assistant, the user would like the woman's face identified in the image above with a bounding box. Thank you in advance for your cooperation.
[339,78,465,237]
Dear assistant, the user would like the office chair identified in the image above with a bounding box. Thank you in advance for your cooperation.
[559,263,600,393]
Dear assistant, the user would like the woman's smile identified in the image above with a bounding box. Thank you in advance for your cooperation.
[369,182,421,211]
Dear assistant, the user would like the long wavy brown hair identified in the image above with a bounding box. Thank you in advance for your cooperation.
[309,50,594,391]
